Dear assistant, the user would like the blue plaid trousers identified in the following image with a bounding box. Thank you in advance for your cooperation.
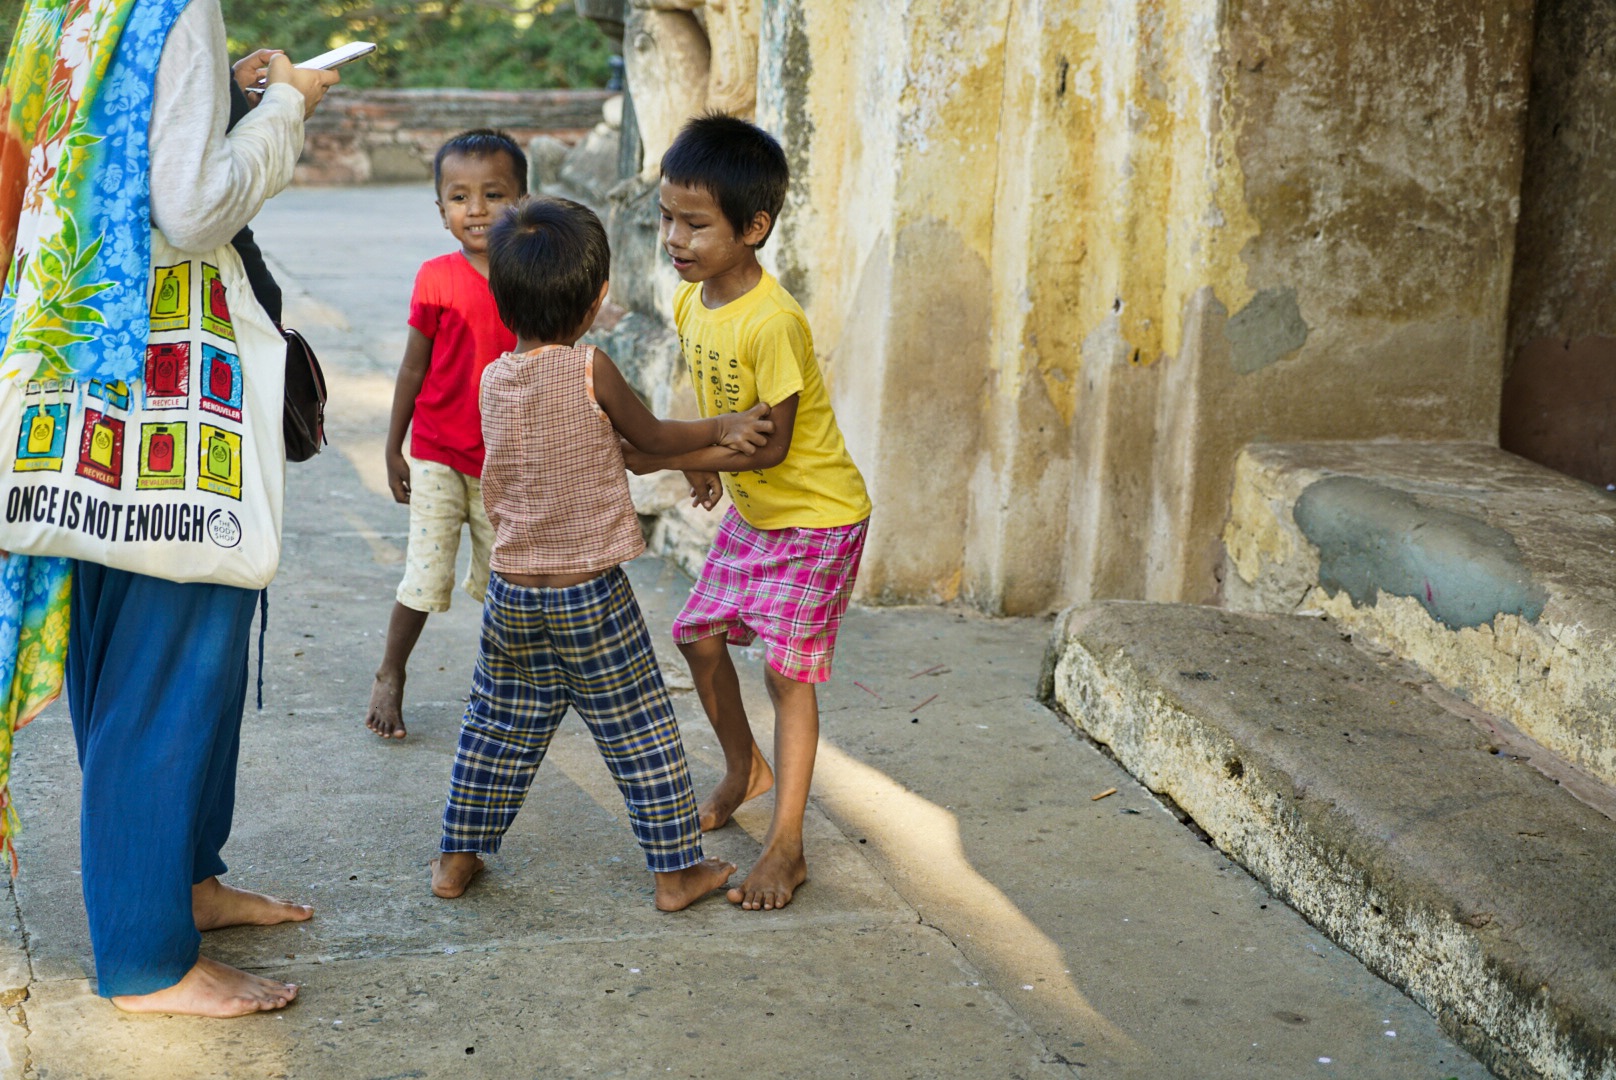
[440,567,704,873]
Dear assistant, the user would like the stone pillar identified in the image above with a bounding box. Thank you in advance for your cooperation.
[623,2,710,178]
[762,0,1534,612]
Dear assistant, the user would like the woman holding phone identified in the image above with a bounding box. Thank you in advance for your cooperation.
[0,0,337,1017]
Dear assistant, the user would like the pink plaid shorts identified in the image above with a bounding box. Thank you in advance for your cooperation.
[672,507,868,684]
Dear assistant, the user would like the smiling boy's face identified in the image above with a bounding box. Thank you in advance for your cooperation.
[436,151,524,259]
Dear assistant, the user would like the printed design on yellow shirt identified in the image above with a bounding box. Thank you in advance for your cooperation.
[687,339,745,412]
[681,330,771,512]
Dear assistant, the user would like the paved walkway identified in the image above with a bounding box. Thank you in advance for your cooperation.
[0,184,1492,1079]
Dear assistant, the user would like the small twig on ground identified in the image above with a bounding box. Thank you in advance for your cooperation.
[853,680,883,701]
[909,663,949,678]
[913,693,939,711]
[1091,787,1118,801]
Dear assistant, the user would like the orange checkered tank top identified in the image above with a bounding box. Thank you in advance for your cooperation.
[478,344,646,576]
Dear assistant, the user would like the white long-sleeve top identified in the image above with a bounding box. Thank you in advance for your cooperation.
[147,0,305,253]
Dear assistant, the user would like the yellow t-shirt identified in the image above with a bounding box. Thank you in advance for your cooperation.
[674,273,871,530]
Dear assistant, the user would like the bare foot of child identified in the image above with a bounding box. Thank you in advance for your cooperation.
[698,747,774,831]
[431,853,484,898]
[654,856,737,912]
[193,877,313,931]
[728,841,807,911]
[111,954,298,1017]
[365,672,407,739]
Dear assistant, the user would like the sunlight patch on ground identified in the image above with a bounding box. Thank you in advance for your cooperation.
[812,739,1138,1056]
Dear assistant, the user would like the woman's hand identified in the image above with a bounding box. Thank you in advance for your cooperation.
[232,48,281,103]
[266,52,340,118]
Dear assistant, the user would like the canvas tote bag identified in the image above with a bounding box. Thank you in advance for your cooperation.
[0,230,285,590]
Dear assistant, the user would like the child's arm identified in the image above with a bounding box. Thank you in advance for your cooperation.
[592,348,774,456]
[623,393,799,477]
[383,327,433,504]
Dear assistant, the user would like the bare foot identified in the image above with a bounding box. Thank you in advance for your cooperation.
[431,853,484,898]
[365,672,407,739]
[698,747,774,831]
[654,856,737,912]
[728,842,807,911]
[111,954,297,1017]
[193,877,313,932]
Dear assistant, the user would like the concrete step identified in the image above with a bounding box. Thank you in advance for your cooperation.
[1043,601,1616,1080]
[1222,441,1616,789]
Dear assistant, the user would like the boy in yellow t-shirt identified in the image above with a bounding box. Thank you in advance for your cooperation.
[623,114,871,912]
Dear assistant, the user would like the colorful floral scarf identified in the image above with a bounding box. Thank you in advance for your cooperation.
[0,0,189,868]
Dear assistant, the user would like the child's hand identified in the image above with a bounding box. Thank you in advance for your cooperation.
[715,400,773,455]
[684,470,722,510]
[386,450,411,504]
[619,438,653,475]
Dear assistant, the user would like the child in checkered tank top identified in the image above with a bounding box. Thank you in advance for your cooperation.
[429,196,772,911]
[621,115,872,912]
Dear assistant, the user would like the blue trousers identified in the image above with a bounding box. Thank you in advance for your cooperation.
[67,561,258,997]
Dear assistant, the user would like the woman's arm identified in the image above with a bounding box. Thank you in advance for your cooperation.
[148,0,333,251]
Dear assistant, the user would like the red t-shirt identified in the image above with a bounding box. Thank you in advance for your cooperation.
[407,252,516,477]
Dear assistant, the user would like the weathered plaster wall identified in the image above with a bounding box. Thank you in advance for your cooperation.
[1504,0,1616,489]
[752,0,1531,612]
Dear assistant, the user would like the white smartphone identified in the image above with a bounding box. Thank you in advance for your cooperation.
[296,41,376,70]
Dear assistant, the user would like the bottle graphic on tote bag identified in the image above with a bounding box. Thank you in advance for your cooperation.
[149,430,174,473]
[209,354,233,401]
[209,277,229,322]
[155,272,181,317]
[207,431,231,480]
[89,419,116,469]
[152,353,178,394]
[27,411,55,455]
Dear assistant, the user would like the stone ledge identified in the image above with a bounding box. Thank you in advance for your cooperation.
[1223,441,1616,788]
[1044,601,1616,1080]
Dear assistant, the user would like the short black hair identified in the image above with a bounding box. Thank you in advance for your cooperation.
[486,197,609,343]
[433,128,527,194]
[660,113,788,248]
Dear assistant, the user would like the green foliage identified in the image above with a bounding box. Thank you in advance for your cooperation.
[219,0,615,90]
[0,1,615,90]
[0,0,22,59]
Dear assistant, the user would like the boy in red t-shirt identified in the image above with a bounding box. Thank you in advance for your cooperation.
[365,129,526,739]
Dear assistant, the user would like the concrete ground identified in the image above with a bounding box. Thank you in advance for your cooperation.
[0,184,1491,1079]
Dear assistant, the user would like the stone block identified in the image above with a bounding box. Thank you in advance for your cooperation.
[1223,441,1616,789]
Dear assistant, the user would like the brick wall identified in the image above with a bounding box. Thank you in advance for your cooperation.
[295,87,614,184]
